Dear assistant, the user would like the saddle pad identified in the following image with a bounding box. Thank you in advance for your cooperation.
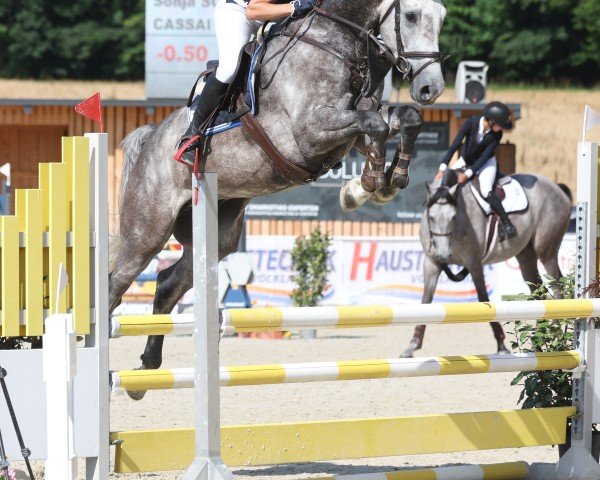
[186,44,263,137]
[470,176,528,216]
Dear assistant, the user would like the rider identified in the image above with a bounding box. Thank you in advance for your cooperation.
[174,0,316,164]
[435,101,516,241]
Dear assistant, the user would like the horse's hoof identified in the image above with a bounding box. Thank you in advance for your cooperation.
[371,187,398,205]
[497,346,511,355]
[125,364,153,400]
[400,350,414,359]
[393,175,409,190]
[126,389,147,401]
[340,189,358,213]
[340,179,371,213]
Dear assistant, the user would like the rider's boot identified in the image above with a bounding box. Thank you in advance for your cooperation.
[485,191,517,241]
[174,75,229,164]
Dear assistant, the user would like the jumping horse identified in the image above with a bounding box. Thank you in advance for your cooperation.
[111,0,447,399]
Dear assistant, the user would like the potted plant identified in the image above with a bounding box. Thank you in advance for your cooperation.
[510,271,600,460]
[290,227,331,339]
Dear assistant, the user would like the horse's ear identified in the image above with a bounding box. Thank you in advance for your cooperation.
[425,182,432,194]
[448,184,459,197]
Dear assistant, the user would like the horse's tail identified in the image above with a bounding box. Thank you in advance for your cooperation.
[441,264,470,282]
[109,123,158,272]
[557,183,573,204]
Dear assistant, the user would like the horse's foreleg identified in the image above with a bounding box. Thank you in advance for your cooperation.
[471,264,509,354]
[299,107,389,212]
[372,107,422,205]
[401,256,441,358]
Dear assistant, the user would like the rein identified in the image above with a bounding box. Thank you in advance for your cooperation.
[259,0,448,99]
[312,1,447,81]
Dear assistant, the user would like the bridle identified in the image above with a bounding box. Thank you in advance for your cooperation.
[312,0,448,81]
[259,0,448,100]
[426,186,457,252]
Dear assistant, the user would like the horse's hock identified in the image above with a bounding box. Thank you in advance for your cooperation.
[1,136,600,480]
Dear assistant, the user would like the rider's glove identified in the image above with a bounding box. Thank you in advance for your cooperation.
[290,0,315,18]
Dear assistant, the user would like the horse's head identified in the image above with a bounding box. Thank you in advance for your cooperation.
[378,0,446,105]
[424,169,459,263]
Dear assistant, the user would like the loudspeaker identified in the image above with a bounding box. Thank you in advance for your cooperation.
[456,61,489,104]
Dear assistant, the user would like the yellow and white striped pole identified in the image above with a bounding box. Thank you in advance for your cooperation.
[109,299,600,337]
[110,314,193,338]
[221,299,600,334]
[111,351,580,393]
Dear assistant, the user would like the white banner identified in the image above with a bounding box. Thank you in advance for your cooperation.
[245,234,576,306]
[118,234,576,313]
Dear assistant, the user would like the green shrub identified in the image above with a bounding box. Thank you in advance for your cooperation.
[510,272,575,408]
[290,228,331,308]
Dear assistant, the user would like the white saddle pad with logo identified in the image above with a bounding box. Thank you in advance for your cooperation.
[470,176,528,216]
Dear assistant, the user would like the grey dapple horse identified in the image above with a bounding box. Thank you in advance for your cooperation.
[400,168,572,358]
[111,0,447,399]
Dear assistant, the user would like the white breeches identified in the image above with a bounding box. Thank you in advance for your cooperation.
[214,0,262,83]
[477,157,497,197]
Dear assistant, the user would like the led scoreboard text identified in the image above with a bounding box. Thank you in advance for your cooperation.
[146,0,217,98]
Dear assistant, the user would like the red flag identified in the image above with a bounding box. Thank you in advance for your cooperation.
[75,92,104,133]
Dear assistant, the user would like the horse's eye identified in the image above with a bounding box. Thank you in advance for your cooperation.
[405,12,419,23]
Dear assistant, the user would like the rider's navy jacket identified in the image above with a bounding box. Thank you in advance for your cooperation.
[441,115,503,175]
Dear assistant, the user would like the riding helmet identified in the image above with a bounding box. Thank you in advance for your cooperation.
[483,101,513,129]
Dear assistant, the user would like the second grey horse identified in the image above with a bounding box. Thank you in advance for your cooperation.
[401,169,572,358]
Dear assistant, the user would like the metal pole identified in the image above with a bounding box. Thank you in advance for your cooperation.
[85,133,110,480]
[43,314,77,480]
[182,173,233,480]
[553,141,600,479]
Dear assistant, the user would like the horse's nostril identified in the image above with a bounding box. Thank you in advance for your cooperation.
[420,85,432,101]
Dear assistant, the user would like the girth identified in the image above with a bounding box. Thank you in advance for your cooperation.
[236,96,327,184]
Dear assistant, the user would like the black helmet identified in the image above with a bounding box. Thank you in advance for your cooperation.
[483,101,513,129]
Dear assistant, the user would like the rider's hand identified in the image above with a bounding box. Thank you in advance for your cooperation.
[290,0,315,18]
[457,173,469,184]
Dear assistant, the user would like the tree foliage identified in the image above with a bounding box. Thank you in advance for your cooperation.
[440,0,600,85]
[0,0,144,80]
[0,0,599,83]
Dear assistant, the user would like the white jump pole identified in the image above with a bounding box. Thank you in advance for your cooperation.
[182,172,233,480]
[552,141,600,479]
[43,314,77,480]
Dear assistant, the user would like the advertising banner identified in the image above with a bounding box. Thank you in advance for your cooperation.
[245,234,576,306]
[119,234,576,313]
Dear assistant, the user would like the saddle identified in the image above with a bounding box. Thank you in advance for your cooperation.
[186,42,258,138]
[469,176,528,261]
[470,176,528,217]
[186,39,328,183]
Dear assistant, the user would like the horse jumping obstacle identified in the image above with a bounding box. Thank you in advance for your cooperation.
[1,135,600,480]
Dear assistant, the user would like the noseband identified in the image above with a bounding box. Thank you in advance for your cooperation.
[426,186,456,251]
[313,0,448,81]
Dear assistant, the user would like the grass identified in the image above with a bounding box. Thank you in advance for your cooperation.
[1,79,600,194]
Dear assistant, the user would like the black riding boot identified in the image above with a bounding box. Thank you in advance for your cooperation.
[174,75,229,164]
[485,191,517,241]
